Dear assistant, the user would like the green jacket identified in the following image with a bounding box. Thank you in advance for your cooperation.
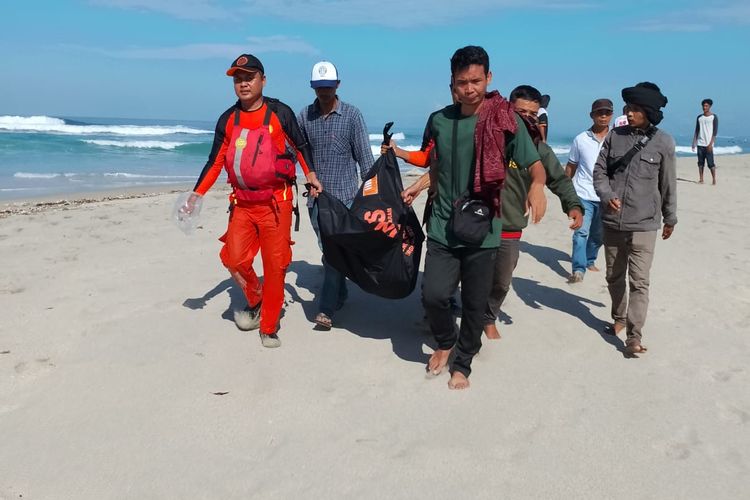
[424,104,541,248]
[500,141,583,232]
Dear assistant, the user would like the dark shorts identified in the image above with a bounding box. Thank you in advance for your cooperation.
[697,146,716,168]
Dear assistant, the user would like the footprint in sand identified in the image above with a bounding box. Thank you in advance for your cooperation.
[61,253,79,263]
[654,428,701,460]
[13,357,55,378]
[717,402,750,425]
[0,404,20,415]
[710,367,744,383]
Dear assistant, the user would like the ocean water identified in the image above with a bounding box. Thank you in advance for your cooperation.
[0,114,746,201]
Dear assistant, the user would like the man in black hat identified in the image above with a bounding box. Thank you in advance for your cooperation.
[593,82,677,355]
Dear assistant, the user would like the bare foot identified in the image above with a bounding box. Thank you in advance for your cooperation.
[605,321,626,335]
[484,323,501,340]
[448,371,470,390]
[624,338,648,356]
[587,265,600,272]
[427,349,451,376]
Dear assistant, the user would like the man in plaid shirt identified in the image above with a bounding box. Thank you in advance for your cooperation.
[297,61,375,330]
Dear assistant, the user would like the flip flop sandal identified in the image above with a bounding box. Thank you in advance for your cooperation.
[314,312,332,330]
[425,365,447,379]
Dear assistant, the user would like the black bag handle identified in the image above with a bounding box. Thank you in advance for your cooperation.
[382,122,394,146]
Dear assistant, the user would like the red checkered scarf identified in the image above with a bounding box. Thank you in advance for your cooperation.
[473,90,517,216]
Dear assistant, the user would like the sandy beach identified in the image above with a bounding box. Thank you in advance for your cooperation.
[1,155,748,499]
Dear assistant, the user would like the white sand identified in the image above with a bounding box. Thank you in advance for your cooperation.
[1,156,748,499]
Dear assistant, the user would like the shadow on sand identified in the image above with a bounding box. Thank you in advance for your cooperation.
[183,260,430,366]
[520,241,570,279]
[287,259,431,365]
[677,177,699,184]
[512,277,625,353]
[183,278,246,323]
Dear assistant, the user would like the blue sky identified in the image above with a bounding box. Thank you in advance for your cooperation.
[2,0,748,139]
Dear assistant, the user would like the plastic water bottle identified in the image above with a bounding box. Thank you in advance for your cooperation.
[172,191,203,235]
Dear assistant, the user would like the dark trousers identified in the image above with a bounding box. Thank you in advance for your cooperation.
[309,204,348,317]
[422,239,496,377]
[696,146,715,169]
[484,237,521,324]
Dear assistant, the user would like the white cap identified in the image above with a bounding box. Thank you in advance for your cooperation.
[310,61,339,88]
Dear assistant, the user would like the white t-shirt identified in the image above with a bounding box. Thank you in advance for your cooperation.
[568,129,606,202]
[614,115,628,127]
[696,114,718,147]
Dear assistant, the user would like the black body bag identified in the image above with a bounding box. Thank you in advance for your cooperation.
[316,123,425,299]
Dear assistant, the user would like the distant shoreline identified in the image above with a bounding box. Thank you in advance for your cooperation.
[1,155,743,218]
[0,183,195,218]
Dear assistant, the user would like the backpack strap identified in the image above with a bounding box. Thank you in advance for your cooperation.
[262,103,272,127]
[606,126,658,177]
[232,102,272,127]
[292,179,300,232]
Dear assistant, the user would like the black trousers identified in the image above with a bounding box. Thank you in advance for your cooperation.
[422,239,497,377]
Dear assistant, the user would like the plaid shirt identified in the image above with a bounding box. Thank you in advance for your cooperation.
[297,98,374,207]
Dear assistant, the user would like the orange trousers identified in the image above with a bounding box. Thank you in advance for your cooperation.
[219,200,293,334]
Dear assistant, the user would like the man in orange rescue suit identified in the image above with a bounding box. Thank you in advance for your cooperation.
[189,54,322,348]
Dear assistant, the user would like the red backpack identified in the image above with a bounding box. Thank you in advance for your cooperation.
[224,105,296,202]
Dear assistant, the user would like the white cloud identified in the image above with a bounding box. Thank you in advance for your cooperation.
[629,0,750,32]
[88,0,231,20]
[630,22,710,33]
[61,36,319,59]
[238,0,596,27]
[92,0,595,27]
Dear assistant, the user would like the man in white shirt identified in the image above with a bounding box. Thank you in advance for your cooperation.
[691,98,718,185]
[565,98,613,283]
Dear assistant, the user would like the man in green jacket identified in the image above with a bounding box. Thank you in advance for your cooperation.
[483,85,584,339]
[397,47,547,389]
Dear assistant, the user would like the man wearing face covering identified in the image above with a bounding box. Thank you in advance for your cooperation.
[593,82,677,356]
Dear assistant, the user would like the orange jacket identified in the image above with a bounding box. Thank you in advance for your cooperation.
[193,98,313,203]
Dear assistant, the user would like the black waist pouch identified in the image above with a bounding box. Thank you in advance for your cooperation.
[448,195,491,246]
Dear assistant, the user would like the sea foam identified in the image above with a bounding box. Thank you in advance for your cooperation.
[0,115,211,136]
[369,132,406,142]
[83,139,188,150]
[675,145,742,155]
[370,144,422,157]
